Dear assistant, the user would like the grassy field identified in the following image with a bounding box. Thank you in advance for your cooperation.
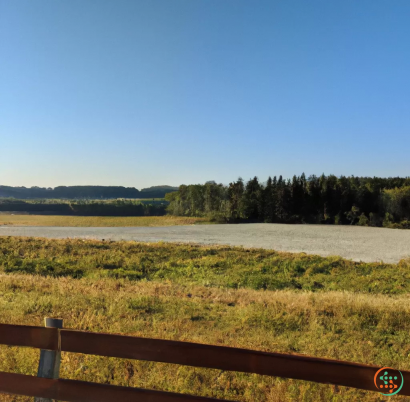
[1,237,409,294]
[1,237,410,401]
[0,215,209,227]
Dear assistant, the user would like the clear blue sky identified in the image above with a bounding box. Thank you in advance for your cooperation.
[1,0,409,189]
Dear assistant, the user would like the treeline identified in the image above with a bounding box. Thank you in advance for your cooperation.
[0,200,167,216]
[0,185,178,200]
[166,174,410,228]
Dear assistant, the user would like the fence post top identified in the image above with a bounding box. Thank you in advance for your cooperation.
[44,318,63,329]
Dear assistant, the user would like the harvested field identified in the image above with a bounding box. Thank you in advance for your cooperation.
[0,223,409,263]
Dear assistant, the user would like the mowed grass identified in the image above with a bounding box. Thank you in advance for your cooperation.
[0,214,209,227]
[1,274,410,401]
[1,237,410,401]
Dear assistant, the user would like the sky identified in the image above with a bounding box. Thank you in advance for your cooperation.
[1,0,410,189]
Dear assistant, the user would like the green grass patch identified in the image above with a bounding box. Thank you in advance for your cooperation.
[0,236,409,294]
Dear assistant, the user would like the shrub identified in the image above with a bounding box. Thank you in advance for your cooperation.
[357,213,369,226]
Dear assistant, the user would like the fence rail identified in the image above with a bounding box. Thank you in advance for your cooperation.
[0,322,409,400]
[0,371,223,402]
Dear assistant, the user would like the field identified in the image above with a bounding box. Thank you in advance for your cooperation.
[1,237,410,293]
[1,222,409,263]
[0,215,208,227]
[1,237,410,401]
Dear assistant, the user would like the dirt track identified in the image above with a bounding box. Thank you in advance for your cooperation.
[1,223,409,263]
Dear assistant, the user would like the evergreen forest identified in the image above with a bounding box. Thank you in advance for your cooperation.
[166,174,410,228]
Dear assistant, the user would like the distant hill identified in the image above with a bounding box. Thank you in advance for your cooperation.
[140,185,179,193]
[0,185,179,200]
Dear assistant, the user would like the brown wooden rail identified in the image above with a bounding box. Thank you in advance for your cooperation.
[0,371,226,401]
[0,323,409,400]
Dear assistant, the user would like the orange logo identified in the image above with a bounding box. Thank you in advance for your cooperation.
[374,367,404,396]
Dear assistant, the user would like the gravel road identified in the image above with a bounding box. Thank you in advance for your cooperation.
[1,224,409,263]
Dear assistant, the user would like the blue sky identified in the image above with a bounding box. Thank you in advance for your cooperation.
[1,0,409,188]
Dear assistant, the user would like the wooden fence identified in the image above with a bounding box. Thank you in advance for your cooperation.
[0,319,409,401]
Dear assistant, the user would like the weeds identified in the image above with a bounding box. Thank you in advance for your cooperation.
[0,275,407,401]
[0,237,409,400]
[0,237,409,294]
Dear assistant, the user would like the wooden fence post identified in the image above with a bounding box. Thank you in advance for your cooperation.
[34,318,63,402]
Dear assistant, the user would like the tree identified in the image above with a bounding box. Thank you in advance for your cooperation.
[290,175,305,220]
[164,173,410,227]
[345,206,360,225]
[275,176,291,222]
[228,178,245,221]
[242,177,262,220]
[263,177,276,222]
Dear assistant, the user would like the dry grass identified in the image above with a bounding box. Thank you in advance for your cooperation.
[1,237,409,400]
[0,215,209,227]
[0,273,409,401]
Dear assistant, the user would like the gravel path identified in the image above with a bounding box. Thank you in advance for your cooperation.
[1,224,409,263]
